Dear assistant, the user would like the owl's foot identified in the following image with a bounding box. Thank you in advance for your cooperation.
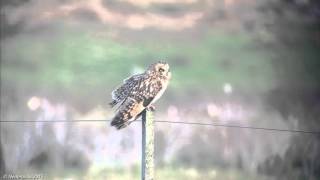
[146,105,156,112]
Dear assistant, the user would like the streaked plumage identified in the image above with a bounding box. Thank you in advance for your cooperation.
[110,62,171,130]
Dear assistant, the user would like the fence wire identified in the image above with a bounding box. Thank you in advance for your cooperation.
[1,119,319,134]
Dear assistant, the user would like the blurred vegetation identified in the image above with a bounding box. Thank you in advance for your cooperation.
[45,166,269,180]
[255,1,320,180]
[1,0,320,179]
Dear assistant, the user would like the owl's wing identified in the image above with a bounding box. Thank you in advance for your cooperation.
[109,73,143,107]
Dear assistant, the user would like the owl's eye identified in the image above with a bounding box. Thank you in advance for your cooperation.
[159,68,165,73]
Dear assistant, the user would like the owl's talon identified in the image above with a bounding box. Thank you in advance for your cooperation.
[147,105,156,112]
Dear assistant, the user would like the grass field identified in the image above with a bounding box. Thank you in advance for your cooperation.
[2,27,276,108]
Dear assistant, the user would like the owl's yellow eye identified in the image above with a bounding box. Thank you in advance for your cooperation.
[159,68,165,72]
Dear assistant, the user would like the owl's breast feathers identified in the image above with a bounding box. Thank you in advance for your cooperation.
[139,77,163,107]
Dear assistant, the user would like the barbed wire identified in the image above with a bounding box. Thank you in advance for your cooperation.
[1,119,319,134]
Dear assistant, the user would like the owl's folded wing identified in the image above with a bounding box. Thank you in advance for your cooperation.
[109,73,143,107]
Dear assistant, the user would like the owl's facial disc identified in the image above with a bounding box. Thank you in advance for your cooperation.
[155,63,169,77]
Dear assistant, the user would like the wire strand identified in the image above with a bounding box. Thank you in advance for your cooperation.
[1,119,319,134]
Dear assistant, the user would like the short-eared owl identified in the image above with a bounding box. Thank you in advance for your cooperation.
[110,62,171,130]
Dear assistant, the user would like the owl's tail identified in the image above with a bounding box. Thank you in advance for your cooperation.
[110,111,144,130]
[110,116,128,130]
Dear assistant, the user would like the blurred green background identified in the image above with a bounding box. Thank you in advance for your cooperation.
[1,0,320,179]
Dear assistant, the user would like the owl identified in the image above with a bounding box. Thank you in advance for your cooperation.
[110,61,171,130]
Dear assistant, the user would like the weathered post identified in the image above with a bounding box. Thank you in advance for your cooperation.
[141,110,154,180]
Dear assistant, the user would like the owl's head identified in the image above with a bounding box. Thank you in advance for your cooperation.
[147,61,171,79]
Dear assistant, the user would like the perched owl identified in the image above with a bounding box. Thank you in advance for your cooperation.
[110,62,171,130]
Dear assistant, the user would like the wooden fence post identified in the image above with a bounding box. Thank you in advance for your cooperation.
[141,110,154,180]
